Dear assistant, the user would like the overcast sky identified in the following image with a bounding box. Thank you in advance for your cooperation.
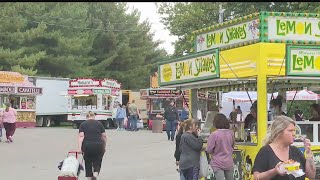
[127,2,178,55]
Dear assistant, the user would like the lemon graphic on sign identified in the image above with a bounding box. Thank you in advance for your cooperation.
[162,64,172,82]
[296,22,304,35]
[315,56,320,70]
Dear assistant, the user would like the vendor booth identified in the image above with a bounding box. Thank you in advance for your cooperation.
[67,78,121,128]
[158,11,320,179]
[140,88,189,130]
[0,71,42,127]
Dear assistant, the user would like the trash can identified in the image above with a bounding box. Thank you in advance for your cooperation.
[152,117,163,133]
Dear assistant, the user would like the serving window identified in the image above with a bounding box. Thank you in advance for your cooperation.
[0,95,35,110]
[71,95,97,110]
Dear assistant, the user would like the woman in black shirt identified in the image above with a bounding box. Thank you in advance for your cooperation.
[78,111,107,180]
[252,116,316,180]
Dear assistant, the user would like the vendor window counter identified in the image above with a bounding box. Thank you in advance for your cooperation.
[17,109,36,112]
[235,142,257,146]
[268,121,320,145]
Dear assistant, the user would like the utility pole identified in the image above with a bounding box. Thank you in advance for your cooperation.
[219,3,226,23]
[218,3,225,110]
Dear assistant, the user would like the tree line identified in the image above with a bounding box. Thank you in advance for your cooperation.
[0,2,167,90]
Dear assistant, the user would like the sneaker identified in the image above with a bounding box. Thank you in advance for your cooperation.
[92,172,98,180]
[8,136,13,142]
[116,128,120,131]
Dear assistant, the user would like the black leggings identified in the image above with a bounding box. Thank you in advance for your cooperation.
[82,142,105,177]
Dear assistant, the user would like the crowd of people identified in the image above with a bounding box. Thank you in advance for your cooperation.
[166,97,317,180]
[114,99,141,132]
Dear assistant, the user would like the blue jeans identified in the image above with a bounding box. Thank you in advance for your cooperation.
[130,115,138,131]
[116,118,124,129]
[166,120,177,140]
[181,166,199,180]
[180,171,186,180]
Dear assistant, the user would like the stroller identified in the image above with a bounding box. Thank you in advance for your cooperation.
[58,151,84,180]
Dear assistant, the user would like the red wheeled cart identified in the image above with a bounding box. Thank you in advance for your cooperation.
[58,151,82,180]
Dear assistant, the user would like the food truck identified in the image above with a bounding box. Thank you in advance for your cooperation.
[140,88,189,129]
[0,71,42,128]
[67,78,121,129]
[158,11,320,179]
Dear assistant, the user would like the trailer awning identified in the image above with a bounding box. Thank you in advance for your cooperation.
[160,78,256,91]
[160,76,320,92]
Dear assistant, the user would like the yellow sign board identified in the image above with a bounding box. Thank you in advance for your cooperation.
[286,45,320,76]
[158,49,219,86]
[0,72,25,83]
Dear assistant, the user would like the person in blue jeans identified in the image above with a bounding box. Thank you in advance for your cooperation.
[164,100,179,141]
[128,100,139,131]
[116,104,126,130]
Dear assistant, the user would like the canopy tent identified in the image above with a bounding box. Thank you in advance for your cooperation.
[221,91,275,119]
[286,90,319,101]
[220,90,319,119]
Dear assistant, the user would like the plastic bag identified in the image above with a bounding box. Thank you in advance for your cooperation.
[137,119,144,129]
[207,165,214,179]
[124,117,128,129]
[59,156,80,177]
[199,151,209,178]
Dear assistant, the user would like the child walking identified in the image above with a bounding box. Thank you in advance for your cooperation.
[206,113,235,180]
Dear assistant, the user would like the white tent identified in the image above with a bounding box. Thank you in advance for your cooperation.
[220,90,319,119]
[221,91,275,119]
[286,90,319,101]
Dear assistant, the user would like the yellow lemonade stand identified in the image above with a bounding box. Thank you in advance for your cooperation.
[158,11,320,179]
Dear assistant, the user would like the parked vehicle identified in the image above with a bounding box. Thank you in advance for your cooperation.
[28,76,70,127]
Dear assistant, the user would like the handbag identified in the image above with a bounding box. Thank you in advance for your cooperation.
[124,117,129,129]
[199,151,209,178]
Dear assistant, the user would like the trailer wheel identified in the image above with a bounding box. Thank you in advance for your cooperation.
[72,123,80,129]
[43,117,52,127]
[36,116,44,127]
[103,121,110,129]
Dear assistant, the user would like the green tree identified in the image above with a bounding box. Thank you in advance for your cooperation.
[157,2,320,56]
[88,3,167,90]
[0,2,167,89]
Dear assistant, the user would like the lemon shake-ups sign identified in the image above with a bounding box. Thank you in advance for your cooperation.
[268,16,320,41]
[196,19,259,52]
[159,49,219,86]
[286,46,320,76]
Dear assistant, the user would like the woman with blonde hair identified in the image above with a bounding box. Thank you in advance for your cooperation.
[252,115,316,180]
[179,119,203,180]
[78,111,107,180]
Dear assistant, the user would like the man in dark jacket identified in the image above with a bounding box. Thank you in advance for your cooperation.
[164,100,179,141]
